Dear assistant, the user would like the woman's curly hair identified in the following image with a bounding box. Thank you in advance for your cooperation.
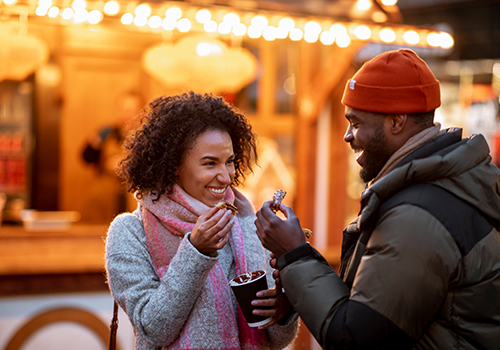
[117,91,257,201]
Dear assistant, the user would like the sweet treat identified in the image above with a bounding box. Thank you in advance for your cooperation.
[270,189,313,239]
[270,189,286,213]
[302,228,313,239]
[216,201,238,215]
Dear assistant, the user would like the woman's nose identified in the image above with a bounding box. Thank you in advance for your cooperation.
[217,166,232,184]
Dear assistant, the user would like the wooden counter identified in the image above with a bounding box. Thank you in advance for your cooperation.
[0,224,109,275]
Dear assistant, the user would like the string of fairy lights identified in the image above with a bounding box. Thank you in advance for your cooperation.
[0,0,454,49]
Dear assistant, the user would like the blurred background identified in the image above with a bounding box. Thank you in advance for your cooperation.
[0,0,499,349]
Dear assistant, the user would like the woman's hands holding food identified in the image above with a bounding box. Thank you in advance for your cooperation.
[190,207,234,254]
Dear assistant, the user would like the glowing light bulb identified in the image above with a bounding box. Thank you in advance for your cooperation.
[62,8,74,20]
[218,22,231,34]
[331,23,347,37]
[165,7,182,20]
[196,9,211,23]
[379,28,396,43]
[320,31,335,45]
[135,4,151,17]
[247,25,263,39]
[381,0,398,5]
[233,23,246,36]
[440,32,454,49]
[336,33,351,48]
[38,0,52,8]
[427,32,440,47]
[73,9,88,23]
[148,15,162,28]
[36,6,48,16]
[48,6,59,17]
[251,15,268,29]
[223,13,240,26]
[121,13,133,25]
[133,15,147,27]
[289,28,303,41]
[72,0,86,11]
[177,18,191,32]
[354,25,371,40]
[304,31,319,43]
[203,20,217,32]
[304,21,322,35]
[279,17,295,31]
[103,1,119,16]
[263,26,277,41]
[162,18,176,30]
[88,10,102,24]
[403,30,420,45]
[357,0,372,11]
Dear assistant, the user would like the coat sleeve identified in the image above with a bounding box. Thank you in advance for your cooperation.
[105,214,218,347]
[279,204,461,349]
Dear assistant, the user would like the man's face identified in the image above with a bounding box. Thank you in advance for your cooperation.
[344,107,394,183]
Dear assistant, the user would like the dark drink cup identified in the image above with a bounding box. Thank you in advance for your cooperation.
[229,270,272,327]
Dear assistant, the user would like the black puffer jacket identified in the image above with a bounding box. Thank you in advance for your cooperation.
[278,128,500,349]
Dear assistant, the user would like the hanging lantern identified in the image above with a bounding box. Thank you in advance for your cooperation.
[141,35,258,93]
[0,26,49,82]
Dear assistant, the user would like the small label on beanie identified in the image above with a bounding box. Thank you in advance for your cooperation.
[349,80,356,90]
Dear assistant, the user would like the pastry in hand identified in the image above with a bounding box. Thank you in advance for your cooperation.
[216,201,239,215]
[270,189,286,213]
[270,189,313,239]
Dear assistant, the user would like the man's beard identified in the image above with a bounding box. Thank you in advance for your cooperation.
[359,124,393,183]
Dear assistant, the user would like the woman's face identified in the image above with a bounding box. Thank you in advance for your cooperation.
[176,129,235,207]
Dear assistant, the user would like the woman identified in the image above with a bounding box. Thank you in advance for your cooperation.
[105,91,298,350]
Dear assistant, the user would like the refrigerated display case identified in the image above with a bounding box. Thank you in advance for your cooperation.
[0,78,34,224]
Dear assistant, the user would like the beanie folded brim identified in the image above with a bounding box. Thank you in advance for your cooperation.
[342,79,441,114]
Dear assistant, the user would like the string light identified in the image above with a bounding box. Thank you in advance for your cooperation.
[103,1,119,16]
[165,7,182,20]
[47,6,59,18]
[203,20,217,33]
[148,15,162,28]
[379,28,396,43]
[403,30,420,45]
[61,8,74,20]
[177,18,191,32]
[289,28,303,41]
[18,0,453,49]
[196,9,211,24]
[121,13,133,25]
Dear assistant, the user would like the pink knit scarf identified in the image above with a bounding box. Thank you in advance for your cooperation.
[140,184,267,350]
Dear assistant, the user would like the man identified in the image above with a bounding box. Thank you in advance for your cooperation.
[255,49,500,349]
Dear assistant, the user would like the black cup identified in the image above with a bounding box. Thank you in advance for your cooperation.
[229,270,272,327]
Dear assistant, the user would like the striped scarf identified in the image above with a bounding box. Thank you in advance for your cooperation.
[140,184,267,350]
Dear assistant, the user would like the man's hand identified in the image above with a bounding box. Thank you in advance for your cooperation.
[254,201,306,258]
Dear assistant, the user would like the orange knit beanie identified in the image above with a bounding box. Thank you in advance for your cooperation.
[341,49,441,114]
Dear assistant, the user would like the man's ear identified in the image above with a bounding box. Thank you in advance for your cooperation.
[388,114,407,135]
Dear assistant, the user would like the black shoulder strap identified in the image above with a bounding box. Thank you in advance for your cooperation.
[109,300,119,350]
[109,300,162,350]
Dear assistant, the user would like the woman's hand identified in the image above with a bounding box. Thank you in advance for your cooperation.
[190,207,234,255]
[251,286,293,330]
